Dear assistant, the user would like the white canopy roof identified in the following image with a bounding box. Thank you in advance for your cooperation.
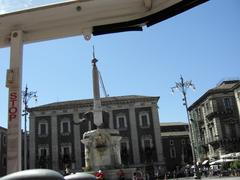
[0,0,208,48]
[210,159,236,165]
[202,160,209,165]
[220,152,240,159]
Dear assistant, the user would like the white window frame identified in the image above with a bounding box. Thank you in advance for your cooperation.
[60,144,72,157]
[116,114,127,129]
[223,97,232,110]
[3,134,6,146]
[88,120,92,131]
[120,138,129,151]
[170,147,176,158]
[170,139,174,146]
[38,146,49,157]
[181,139,185,145]
[60,118,71,135]
[139,112,150,128]
[209,100,213,113]
[197,108,201,117]
[38,121,48,137]
[205,102,210,114]
[141,135,153,150]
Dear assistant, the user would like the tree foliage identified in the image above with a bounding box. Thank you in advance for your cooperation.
[230,160,240,169]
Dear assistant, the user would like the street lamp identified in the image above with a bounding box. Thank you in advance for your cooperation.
[22,85,37,170]
[171,76,197,167]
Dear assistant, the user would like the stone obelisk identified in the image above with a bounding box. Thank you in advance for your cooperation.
[81,50,121,171]
[92,56,103,127]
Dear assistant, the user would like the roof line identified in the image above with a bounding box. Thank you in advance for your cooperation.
[188,81,240,110]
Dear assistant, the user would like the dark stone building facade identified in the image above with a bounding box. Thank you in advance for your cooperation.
[160,122,192,174]
[188,80,240,162]
[0,126,7,177]
[28,95,165,175]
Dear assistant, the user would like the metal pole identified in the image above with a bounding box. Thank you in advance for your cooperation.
[24,110,27,170]
[183,89,196,164]
[22,85,37,170]
[171,76,196,163]
[171,76,201,178]
[23,86,28,170]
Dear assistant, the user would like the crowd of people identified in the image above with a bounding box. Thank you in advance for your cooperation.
[63,164,240,179]
[95,168,146,180]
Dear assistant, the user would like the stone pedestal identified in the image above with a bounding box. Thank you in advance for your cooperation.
[81,128,121,171]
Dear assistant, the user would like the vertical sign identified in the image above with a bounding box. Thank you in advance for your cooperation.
[6,31,23,174]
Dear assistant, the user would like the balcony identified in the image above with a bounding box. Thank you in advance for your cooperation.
[206,109,234,119]
[199,139,208,149]
[207,137,221,147]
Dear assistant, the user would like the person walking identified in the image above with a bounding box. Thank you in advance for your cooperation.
[96,169,105,180]
[117,169,125,180]
[132,172,138,180]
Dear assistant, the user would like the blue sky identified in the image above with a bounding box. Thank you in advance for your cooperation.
[0,0,240,129]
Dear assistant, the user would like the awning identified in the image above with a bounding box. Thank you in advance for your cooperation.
[236,152,240,157]
[202,160,209,165]
[220,153,235,159]
[220,152,240,159]
[210,159,236,165]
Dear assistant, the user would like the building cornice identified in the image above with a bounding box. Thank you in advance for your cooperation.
[161,131,189,137]
[160,122,188,126]
[28,95,160,112]
[0,126,7,131]
[188,81,240,111]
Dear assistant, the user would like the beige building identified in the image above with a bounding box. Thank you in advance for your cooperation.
[160,122,192,174]
[188,80,240,162]
[28,95,165,177]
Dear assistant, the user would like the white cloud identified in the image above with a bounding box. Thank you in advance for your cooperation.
[0,0,71,14]
[0,0,33,14]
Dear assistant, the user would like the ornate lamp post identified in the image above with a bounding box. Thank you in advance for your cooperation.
[171,76,198,169]
[22,85,37,170]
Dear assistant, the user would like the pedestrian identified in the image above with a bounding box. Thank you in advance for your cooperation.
[117,169,125,180]
[96,169,104,180]
[64,166,71,176]
[132,172,137,180]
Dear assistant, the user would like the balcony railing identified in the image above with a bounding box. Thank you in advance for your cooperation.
[206,109,234,119]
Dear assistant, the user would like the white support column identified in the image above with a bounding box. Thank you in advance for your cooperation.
[73,111,81,171]
[129,105,140,164]
[6,30,23,173]
[108,110,114,129]
[234,88,240,121]
[51,113,59,170]
[151,105,165,165]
